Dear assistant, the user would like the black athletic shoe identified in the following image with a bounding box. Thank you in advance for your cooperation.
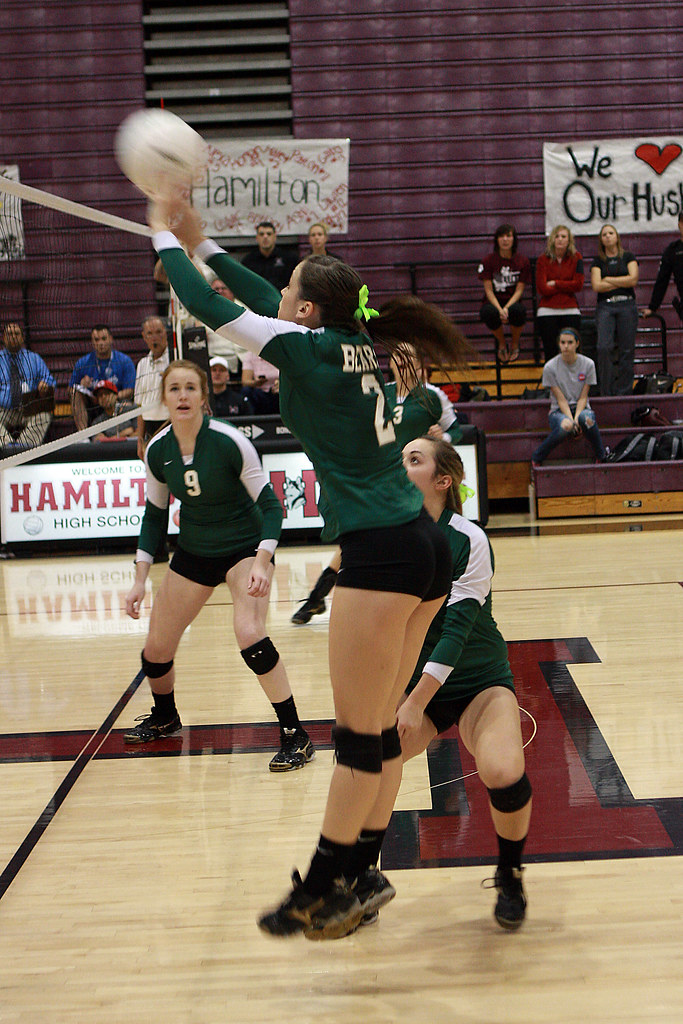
[354,867,397,923]
[673,295,682,322]
[258,870,363,940]
[269,729,315,772]
[291,596,326,625]
[123,708,182,744]
[486,867,527,930]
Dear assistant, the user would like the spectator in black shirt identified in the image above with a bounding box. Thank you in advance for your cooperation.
[241,221,298,291]
[641,212,683,323]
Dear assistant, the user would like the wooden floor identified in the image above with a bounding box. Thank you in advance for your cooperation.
[1,517,682,1023]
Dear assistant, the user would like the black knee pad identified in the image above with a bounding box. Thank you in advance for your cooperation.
[141,650,174,679]
[332,726,383,774]
[487,772,532,813]
[240,636,279,676]
[381,725,402,761]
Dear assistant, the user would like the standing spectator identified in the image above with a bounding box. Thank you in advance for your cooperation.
[241,349,280,414]
[135,316,170,461]
[210,356,254,418]
[69,325,136,430]
[535,225,584,364]
[590,225,639,396]
[304,222,339,260]
[91,380,137,442]
[478,224,530,363]
[641,211,683,323]
[241,221,298,292]
[531,327,607,465]
[0,322,55,448]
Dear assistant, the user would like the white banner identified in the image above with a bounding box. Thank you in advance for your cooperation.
[543,137,683,236]
[0,459,179,543]
[191,138,350,237]
[0,164,25,259]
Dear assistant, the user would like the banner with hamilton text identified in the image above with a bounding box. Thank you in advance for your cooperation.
[543,137,683,236]
[191,138,350,238]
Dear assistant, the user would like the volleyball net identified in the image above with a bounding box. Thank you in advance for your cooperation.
[0,173,161,469]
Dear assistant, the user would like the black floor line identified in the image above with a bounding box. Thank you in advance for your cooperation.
[0,670,145,901]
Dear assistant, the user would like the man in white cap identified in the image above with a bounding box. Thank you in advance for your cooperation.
[210,356,254,418]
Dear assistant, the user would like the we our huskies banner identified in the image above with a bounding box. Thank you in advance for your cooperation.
[191,138,350,238]
[543,137,683,236]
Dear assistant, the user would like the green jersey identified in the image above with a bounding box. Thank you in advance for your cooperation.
[155,236,423,540]
[138,415,283,559]
[385,381,459,447]
[408,508,514,701]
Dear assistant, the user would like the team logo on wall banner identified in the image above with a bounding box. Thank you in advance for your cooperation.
[192,138,350,237]
[543,137,683,236]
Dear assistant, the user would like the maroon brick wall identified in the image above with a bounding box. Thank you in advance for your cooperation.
[288,0,683,374]
[0,0,151,362]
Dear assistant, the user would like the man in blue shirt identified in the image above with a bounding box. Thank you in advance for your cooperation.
[69,324,136,430]
[0,322,56,448]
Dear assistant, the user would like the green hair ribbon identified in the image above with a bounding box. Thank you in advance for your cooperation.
[354,284,379,322]
[459,484,475,503]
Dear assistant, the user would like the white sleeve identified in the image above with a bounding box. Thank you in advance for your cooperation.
[428,383,457,440]
[143,443,170,510]
[211,308,309,357]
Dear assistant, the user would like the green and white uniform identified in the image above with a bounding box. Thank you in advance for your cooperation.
[154,234,423,541]
[385,381,459,447]
[408,508,514,706]
[137,415,283,561]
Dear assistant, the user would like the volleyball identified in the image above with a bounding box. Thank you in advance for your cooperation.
[114,109,208,199]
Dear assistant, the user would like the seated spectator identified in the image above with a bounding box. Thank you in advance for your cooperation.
[535,225,584,364]
[135,316,170,461]
[241,221,298,291]
[241,349,280,414]
[0,322,55,448]
[478,223,530,363]
[532,327,607,465]
[210,356,254,418]
[91,380,137,442]
[70,325,136,430]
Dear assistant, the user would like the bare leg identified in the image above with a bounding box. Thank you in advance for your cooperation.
[458,687,531,840]
[143,568,214,694]
[228,557,292,704]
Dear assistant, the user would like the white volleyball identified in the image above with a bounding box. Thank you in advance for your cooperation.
[115,109,207,198]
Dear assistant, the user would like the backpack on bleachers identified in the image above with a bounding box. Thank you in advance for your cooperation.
[653,430,683,459]
[606,433,658,462]
[633,372,675,395]
[630,405,671,427]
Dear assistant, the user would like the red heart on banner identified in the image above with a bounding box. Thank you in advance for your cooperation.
[635,143,682,176]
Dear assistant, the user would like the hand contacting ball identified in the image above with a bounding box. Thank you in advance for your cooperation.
[115,109,207,198]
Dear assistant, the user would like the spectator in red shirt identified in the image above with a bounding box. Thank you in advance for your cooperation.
[535,225,584,364]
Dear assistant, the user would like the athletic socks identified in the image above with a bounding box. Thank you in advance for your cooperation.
[496,834,527,872]
[272,695,303,734]
[310,566,338,601]
[152,689,177,721]
[303,835,354,896]
[344,828,387,884]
